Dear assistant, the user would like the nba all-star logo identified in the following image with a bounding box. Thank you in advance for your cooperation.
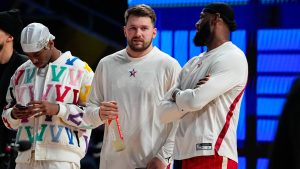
[129,68,137,77]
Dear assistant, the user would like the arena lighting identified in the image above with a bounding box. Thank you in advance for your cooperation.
[128,0,249,7]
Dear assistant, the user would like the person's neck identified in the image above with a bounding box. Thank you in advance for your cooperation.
[206,31,230,52]
[49,47,62,62]
[205,27,231,52]
[0,46,13,64]
[126,46,153,58]
[206,39,229,52]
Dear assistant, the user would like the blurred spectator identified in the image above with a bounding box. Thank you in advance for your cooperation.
[269,77,300,169]
[0,9,27,169]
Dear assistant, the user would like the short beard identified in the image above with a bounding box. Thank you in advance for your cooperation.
[193,21,211,47]
[128,39,152,52]
[0,42,4,52]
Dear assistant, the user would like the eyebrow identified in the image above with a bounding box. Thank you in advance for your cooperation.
[28,50,43,58]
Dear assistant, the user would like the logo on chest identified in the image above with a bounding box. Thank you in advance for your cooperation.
[129,68,137,77]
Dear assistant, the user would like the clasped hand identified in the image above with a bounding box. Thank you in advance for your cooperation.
[99,101,118,121]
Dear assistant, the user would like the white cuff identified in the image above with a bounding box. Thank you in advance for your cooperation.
[155,154,169,167]
[174,90,189,114]
[92,107,104,126]
[7,109,21,128]
[160,101,185,124]
[57,103,67,117]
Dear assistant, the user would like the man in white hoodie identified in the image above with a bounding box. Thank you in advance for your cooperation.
[159,2,248,169]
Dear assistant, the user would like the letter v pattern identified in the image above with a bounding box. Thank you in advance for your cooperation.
[10,56,92,147]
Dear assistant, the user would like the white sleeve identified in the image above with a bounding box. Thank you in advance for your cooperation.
[156,121,179,165]
[160,54,247,123]
[176,55,247,113]
[156,59,181,165]
[57,63,96,130]
[86,61,105,128]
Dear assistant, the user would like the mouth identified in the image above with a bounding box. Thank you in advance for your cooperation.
[133,41,143,44]
[34,63,43,68]
[133,38,143,43]
[0,43,4,51]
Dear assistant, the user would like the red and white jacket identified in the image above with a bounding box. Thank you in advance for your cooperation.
[160,42,248,162]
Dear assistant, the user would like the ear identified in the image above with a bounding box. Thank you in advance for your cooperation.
[216,13,223,23]
[6,35,14,42]
[123,26,127,38]
[152,27,157,39]
[48,40,54,49]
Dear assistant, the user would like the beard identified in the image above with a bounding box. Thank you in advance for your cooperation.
[193,21,211,47]
[127,38,152,52]
[0,42,4,52]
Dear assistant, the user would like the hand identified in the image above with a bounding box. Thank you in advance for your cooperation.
[171,89,180,102]
[147,157,166,169]
[11,101,59,119]
[27,101,59,118]
[28,101,60,118]
[99,101,118,121]
[194,74,210,89]
[11,104,36,119]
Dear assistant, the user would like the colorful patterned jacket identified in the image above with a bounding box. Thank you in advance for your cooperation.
[2,51,94,165]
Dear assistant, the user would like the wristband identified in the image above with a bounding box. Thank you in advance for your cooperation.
[171,89,180,102]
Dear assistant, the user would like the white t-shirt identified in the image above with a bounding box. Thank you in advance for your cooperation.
[87,46,181,168]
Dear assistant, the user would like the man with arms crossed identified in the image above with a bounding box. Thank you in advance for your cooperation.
[160,3,248,169]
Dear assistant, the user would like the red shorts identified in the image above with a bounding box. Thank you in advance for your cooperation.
[181,154,237,169]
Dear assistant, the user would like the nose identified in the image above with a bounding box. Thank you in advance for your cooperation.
[31,58,38,64]
[195,20,200,29]
[136,28,143,36]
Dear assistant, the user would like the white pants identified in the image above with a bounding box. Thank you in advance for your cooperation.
[15,161,79,169]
